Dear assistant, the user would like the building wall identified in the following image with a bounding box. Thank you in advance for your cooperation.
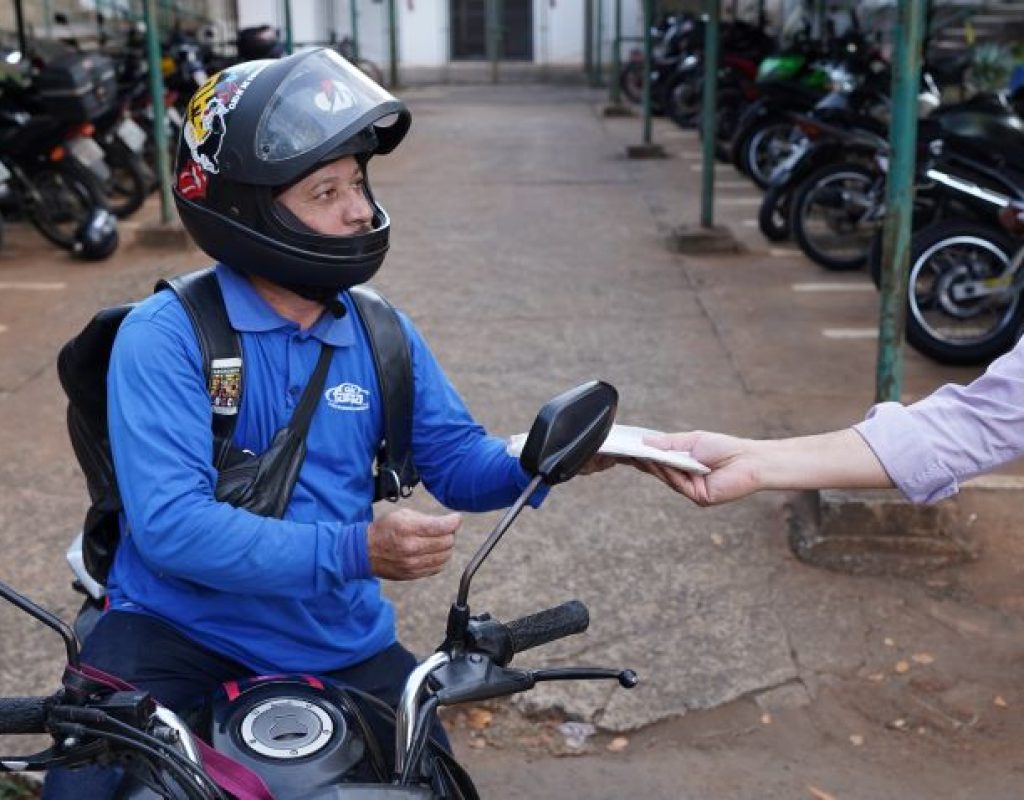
[235,0,650,69]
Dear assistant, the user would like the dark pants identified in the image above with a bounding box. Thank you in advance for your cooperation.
[43,610,445,799]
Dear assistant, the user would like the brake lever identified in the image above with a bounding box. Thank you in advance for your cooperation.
[530,668,639,689]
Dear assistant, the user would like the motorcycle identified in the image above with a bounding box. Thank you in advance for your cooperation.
[0,48,118,260]
[1,381,637,799]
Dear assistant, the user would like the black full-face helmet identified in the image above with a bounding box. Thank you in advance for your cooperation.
[173,48,411,292]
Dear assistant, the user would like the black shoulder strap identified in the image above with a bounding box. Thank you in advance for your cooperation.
[155,268,242,470]
[349,286,420,502]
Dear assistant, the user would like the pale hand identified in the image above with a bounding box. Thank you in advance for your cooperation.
[639,431,761,506]
[367,508,462,580]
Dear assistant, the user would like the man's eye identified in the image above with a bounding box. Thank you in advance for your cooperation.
[314,188,337,201]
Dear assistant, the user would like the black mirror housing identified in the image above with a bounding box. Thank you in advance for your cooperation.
[520,381,618,485]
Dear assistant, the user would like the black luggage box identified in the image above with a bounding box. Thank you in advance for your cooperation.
[34,52,118,122]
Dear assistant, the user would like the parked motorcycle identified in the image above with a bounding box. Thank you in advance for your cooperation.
[0,48,118,259]
[0,381,635,799]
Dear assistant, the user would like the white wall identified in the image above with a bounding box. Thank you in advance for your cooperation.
[234,0,646,69]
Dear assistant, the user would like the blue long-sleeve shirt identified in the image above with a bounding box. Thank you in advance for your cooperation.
[106,264,541,674]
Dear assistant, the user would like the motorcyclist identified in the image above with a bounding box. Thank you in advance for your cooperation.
[44,47,614,798]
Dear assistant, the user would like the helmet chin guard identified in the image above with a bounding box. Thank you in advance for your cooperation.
[172,48,410,293]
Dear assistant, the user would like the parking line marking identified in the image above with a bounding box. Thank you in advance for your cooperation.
[742,219,758,227]
[793,282,875,292]
[0,281,67,291]
[689,164,730,171]
[769,248,801,257]
[714,180,755,189]
[822,328,878,339]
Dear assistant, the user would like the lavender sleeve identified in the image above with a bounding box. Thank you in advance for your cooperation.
[853,339,1024,503]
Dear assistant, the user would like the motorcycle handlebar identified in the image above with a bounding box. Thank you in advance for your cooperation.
[0,696,50,734]
[504,600,590,657]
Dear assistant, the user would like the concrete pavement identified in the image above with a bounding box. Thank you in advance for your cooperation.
[0,83,1021,749]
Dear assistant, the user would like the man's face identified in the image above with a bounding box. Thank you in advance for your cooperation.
[276,155,373,236]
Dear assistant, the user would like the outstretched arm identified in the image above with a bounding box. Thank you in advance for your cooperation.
[638,428,892,506]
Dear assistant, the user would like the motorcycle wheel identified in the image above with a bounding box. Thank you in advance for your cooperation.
[101,142,149,219]
[791,162,881,271]
[666,72,701,128]
[905,221,1024,365]
[620,62,645,105]
[741,119,799,189]
[758,183,792,242]
[23,161,105,250]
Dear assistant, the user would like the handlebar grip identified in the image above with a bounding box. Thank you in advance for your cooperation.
[0,696,50,734]
[504,600,590,658]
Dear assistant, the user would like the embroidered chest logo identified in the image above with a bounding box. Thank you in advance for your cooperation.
[324,382,370,412]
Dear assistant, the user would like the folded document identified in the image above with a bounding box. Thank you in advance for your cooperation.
[506,424,710,475]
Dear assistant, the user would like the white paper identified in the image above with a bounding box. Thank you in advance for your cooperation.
[506,424,710,475]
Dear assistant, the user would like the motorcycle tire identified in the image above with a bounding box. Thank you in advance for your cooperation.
[23,160,106,250]
[101,142,149,219]
[620,62,645,105]
[740,117,799,189]
[790,162,880,271]
[666,72,701,128]
[904,220,1024,366]
[758,183,792,242]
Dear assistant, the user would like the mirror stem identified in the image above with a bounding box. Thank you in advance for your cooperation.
[0,580,80,667]
[456,474,545,609]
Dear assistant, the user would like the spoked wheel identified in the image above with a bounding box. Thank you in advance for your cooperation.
[905,221,1024,365]
[742,120,798,188]
[23,161,102,250]
[666,73,702,127]
[791,162,882,270]
[758,183,792,242]
[620,62,645,105]
[102,144,149,219]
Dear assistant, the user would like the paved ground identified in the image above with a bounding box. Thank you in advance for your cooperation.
[1,83,1023,798]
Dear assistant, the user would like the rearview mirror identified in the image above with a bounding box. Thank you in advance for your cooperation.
[519,381,618,485]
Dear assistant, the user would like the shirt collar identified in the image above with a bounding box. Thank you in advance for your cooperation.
[214,264,356,347]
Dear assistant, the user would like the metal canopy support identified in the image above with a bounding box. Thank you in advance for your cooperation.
[143,0,174,224]
[387,0,399,88]
[700,0,721,228]
[609,0,622,104]
[488,0,503,84]
[349,0,360,59]
[283,0,294,54]
[641,0,653,143]
[13,0,27,55]
[595,0,604,86]
[875,0,927,402]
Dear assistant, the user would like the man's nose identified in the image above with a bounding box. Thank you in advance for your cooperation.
[343,192,373,229]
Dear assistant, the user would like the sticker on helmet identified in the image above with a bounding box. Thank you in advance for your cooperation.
[177,159,208,199]
[184,63,269,174]
[314,79,357,114]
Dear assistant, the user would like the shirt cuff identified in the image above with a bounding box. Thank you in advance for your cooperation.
[854,402,958,504]
[331,521,374,582]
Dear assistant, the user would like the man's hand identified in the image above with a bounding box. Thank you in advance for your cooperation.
[367,509,462,581]
[638,431,761,506]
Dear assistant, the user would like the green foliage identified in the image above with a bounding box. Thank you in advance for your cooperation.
[971,42,1014,91]
[0,776,39,800]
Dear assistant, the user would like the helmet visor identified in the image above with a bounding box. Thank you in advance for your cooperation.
[255,49,407,163]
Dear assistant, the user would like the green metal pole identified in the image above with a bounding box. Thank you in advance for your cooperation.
[595,0,604,86]
[387,0,399,88]
[43,0,52,39]
[349,0,360,59]
[491,0,503,84]
[584,0,594,81]
[641,0,653,144]
[875,0,927,402]
[609,0,622,105]
[143,0,173,225]
[283,0,294,54]
[700,0,720,228]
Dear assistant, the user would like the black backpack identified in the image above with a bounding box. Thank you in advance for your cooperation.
[58,268,419,587]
